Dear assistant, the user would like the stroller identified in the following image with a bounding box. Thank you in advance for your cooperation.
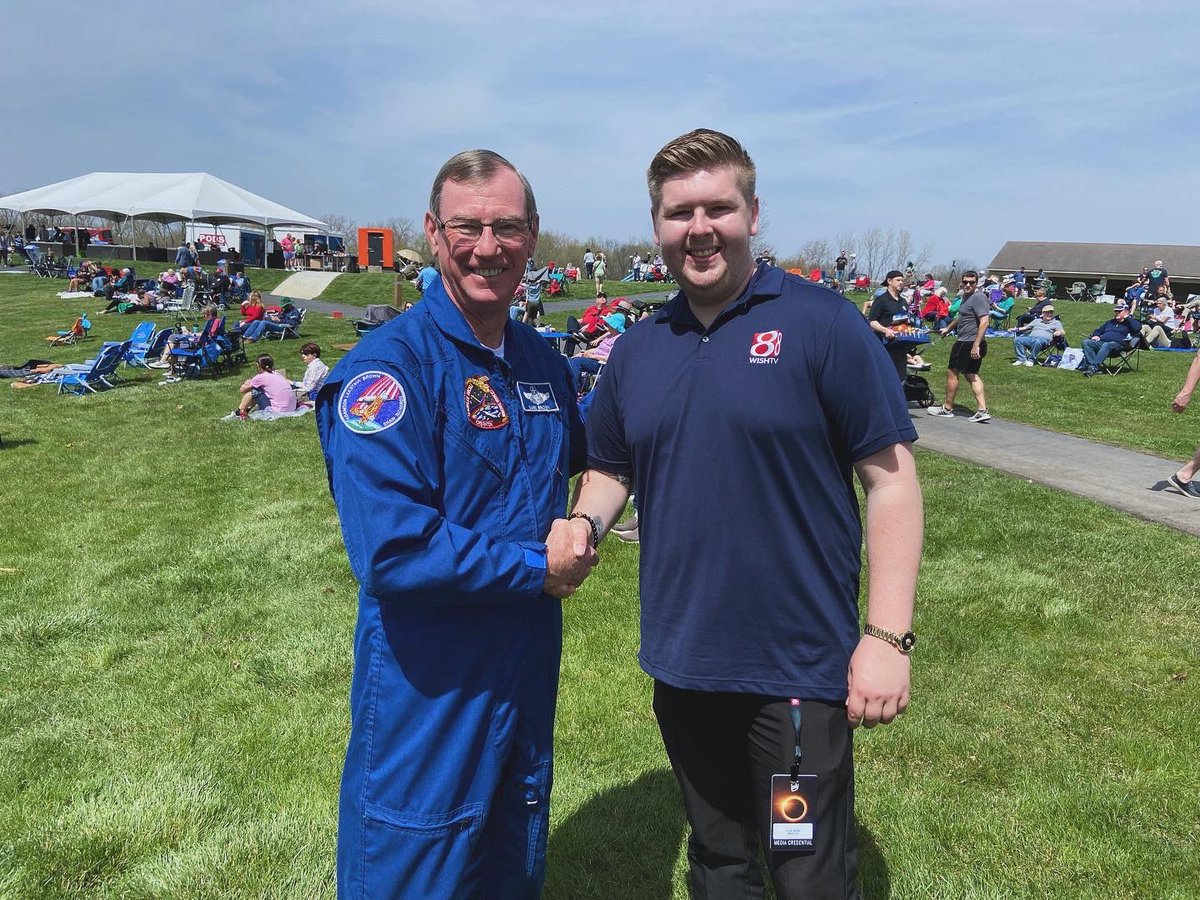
[354,304,403,337]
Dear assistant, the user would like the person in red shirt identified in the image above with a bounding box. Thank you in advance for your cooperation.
[921,288,951,330]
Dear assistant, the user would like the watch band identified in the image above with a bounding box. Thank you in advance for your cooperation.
[864,623,916,655]
[567,512,602,548]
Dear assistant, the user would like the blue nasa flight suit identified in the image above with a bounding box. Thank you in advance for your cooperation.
[316,277,585,899]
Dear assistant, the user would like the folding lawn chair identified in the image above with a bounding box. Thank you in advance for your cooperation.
[1066,281,1088,302]
[57,342,128,395]
[126,327,175,368]
[1034,334,1067,366]
[46,315,91,346]
[267,307,306,341]
[1100,337,1140,375]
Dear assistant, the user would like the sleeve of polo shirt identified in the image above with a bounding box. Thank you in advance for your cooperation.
[816,303,918,461]
[316,358,548,607]
[584,344,632,476]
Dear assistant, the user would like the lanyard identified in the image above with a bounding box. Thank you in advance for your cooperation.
[789,698,802,790]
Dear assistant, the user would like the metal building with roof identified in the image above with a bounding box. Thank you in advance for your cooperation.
[987,241,1200,300]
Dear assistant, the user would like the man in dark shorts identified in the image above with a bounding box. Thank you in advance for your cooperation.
[928,270,991,422]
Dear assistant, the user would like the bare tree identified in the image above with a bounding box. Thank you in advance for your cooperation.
[320,213,358,252]
[857,226,886,281]
[751,207,773,260]
[796,239,833,273]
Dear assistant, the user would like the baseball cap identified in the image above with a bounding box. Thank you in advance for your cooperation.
[1041,304,1055,313]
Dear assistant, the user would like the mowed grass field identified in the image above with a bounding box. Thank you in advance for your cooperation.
[0,270,1197,898]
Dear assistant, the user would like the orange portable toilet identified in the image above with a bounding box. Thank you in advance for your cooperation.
[358,228,395,270]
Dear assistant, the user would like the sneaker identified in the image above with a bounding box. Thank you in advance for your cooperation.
[615,527,639,544]
[158,375,181,385]
[1012,359,1026,366]
[968,409,992,423]
[221,410,242,421]
[927,405,955,417]
[612,513,638,534]
[147,360,170,369]
[1167,473,1200,499]
[1023,359,1035,367]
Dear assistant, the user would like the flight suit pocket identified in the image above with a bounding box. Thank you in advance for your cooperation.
[361,800,484,899]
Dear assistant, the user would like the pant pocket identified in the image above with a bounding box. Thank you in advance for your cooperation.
[359,800,485,900]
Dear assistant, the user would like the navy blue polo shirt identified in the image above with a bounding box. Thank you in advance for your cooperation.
[587,264,917,700]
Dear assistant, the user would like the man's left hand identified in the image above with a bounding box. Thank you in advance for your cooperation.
[845,636,911,728]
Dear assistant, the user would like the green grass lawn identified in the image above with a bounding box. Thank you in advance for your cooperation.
[1,273,1197,897]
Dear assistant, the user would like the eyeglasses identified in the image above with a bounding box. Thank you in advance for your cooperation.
[434,215,530,246]
[961,280,977,286]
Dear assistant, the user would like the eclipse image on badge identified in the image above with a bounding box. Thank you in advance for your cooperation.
[338,371,407,434]
[770,774,816,852]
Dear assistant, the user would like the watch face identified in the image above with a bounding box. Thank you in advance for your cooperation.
[900,632,917,652]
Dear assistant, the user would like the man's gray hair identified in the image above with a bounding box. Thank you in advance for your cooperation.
[429,149,537,223]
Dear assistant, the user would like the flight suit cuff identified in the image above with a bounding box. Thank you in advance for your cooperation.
[518,541,549,596]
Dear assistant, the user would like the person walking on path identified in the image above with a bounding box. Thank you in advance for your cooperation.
[1168,352,1200,498]
[928,270,992,422]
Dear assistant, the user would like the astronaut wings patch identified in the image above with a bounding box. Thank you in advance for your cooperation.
[517,382,559,413]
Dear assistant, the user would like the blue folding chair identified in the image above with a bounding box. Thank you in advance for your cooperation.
[126,327,175,368]
[57,343,128,395]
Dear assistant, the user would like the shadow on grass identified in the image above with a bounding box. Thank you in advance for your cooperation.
[0,436,38,449]
[858,821,891,899]
[545,768,685,899]
[544,769,891,899]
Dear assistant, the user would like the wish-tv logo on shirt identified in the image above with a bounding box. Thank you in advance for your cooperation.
[749,330,782,364]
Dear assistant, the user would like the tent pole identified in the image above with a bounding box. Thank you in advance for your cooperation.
[73,214,80,259]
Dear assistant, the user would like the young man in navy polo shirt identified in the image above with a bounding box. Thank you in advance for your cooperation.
[564,129,923,899]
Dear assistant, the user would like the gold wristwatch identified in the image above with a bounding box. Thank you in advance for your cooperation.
[864,623,916,655]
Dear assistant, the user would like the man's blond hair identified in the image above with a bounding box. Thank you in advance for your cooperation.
[647,128,756,215]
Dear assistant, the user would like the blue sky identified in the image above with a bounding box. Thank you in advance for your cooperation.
[4,1,1197,268]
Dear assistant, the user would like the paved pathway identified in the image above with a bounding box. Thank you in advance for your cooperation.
[911,410,1200,536]
[271,271,342,300]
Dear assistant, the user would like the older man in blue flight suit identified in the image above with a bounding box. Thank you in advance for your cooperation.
[317,149,597,899]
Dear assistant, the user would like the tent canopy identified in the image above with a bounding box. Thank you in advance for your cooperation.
[0,172,327,230]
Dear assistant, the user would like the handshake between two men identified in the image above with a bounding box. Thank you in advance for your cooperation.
[542,515,601,599]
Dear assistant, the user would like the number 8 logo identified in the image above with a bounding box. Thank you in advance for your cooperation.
[751,330,782,357]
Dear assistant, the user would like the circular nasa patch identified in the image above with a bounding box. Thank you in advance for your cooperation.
[338,370,407,434]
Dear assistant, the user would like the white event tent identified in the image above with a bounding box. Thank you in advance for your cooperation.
[0,172,327,260]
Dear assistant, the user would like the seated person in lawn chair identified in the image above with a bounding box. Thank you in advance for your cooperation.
[67,260,101,293]
[521,275,544,325]
[230,291,267,336]
[989,286,1015,327]
[228,271,250,302]
[1080,303,1141,377]
[567,312,625,394]
[1011,304,1066,366]
[242,303,302,343]
[98,268,136,309]
[149,306,221,371]
[210,267,232,306]
[1141,295,1181,348]
[1014,288,1054,327]
[921,289,950,331]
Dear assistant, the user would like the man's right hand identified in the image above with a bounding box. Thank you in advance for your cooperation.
[543,517,599,599]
